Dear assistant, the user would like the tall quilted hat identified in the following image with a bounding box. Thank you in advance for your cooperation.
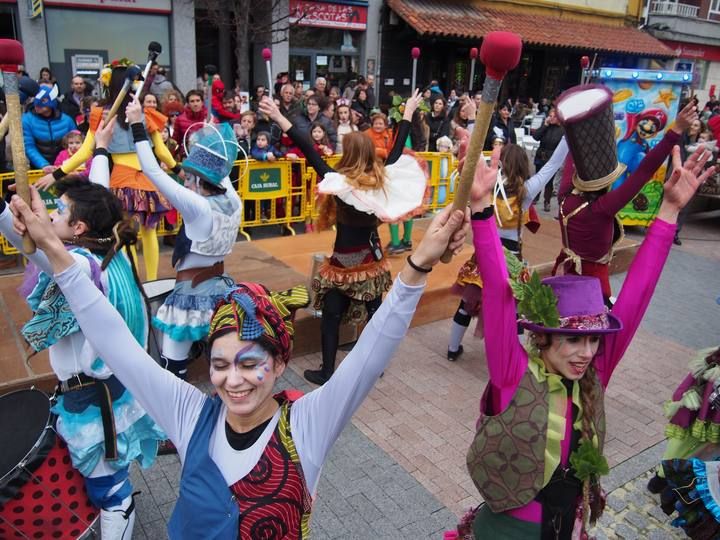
[556,84,626,192]
[182,122,239,185]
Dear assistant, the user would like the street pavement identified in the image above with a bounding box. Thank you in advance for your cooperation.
[130,211,719,539]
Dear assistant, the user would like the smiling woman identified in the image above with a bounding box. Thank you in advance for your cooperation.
[10,173,470,538]
[457,135,715,539]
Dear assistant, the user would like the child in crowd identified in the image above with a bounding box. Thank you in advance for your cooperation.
[54,130,92,175]
[310,122,334,157]
[365,112,394,159]
[436,135,453,154]
[234,110,257,157]
[334,100,357,154]
[251,131,284,162]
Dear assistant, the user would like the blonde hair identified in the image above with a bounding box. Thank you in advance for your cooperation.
[316,132,387,230]
[334,132,386,190]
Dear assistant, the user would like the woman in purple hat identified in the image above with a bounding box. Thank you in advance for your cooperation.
[459,144,714,539]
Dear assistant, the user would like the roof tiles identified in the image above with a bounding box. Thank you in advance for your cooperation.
[387,0,676,57]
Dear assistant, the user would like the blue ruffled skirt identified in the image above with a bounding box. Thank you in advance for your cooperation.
[153,275,235,342]
[53,383,166,477]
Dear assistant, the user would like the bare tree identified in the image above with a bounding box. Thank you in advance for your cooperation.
[195,0,302,88]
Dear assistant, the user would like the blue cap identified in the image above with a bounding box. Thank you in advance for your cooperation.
[33,84,59,110]
[182,123,239,185]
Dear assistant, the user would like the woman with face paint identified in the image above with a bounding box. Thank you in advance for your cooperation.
[10,184,469,539]
[259,91,428,387]
[117,98,242,384]
[459,143,714,539]
[0,170,165,539]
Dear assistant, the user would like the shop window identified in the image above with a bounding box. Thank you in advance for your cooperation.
[290,27,361,50]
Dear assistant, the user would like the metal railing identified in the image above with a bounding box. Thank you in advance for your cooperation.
[0,152,458,256]
[649,0,700,18]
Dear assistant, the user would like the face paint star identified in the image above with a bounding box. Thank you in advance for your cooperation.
[654,89,677,109]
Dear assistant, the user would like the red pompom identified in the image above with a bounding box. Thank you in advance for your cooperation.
[480,31,522,80]
[709,115,720,142]
[581,56,590,69]
[470,47,479,60]
[411,47,421,59]
[262,48,272,61]
[0,39,24,69]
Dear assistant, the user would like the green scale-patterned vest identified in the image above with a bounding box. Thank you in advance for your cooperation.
[466,364,606,512]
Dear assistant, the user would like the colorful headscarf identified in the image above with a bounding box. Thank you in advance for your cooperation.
[208,283,309,365]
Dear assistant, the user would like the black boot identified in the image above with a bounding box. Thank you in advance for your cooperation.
[304,368,331,385]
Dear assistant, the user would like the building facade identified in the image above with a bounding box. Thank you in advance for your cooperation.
[375,0,675,104]
[1,0,196,94]
[644,0,720,104]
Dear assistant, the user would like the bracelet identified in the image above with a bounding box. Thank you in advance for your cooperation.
[93,148,110,158]
[52,168,65,181]
[172,164,183,175]
[406,255,432,273]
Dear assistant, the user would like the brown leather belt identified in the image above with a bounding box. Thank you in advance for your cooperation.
[176,261,225,288]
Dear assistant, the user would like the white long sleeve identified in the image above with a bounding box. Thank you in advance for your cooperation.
[135,140,213,241]
[88,154,109,188]
[54,262,206,460]
[290,276,425,493]
[0,206,53,275]
[522,137,568,210]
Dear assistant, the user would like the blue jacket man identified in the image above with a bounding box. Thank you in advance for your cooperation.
[22,85,77,168]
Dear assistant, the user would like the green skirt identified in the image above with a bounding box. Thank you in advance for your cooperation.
[473,504,540,539]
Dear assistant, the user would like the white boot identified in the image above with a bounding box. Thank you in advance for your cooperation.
[100,495,136,540]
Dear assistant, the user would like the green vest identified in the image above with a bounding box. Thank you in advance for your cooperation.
[466,363,606,513]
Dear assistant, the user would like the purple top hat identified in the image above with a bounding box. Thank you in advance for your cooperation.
[520,275,623,334]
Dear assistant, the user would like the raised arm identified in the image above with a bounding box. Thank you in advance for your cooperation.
[124,100,214,239]
[470,148,528,388]
[290,205,469,489]
[387,89,423,165]
[522,137,568,209]
[598,145,715,384]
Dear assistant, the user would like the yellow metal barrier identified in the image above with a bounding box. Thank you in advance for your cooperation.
[0,152,459,255]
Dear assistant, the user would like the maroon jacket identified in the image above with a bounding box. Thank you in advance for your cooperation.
[172,105,208,156]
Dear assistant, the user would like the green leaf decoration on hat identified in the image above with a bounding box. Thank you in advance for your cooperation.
[509,269,561,329]
[388,94,429,123]
[569,439,609,483]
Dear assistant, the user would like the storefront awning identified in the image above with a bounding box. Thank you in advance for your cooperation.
[387,0,677,58]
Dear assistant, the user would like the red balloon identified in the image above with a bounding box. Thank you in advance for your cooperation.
[470,47,479,59]
[411,47,421,59]
[262,48,272,61]
[480,32,522,80]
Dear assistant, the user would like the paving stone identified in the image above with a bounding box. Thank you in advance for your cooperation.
[615,523,639,540]
[623,510,648,530]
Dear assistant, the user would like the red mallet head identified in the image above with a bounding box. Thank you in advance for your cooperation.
[411,47,421,60]
[262,48,272,62]
[479,31,522,80]
[580,56,590,69]
[470,47,479,60]
[0,39,24,72]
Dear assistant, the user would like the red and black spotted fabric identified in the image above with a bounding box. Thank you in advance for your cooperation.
[0,438,98,539]
[230,400,312,539]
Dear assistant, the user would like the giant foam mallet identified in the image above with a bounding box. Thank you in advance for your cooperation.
[469,47,478,92]
[411,47,420,92]
[105,64,143,123]
[140,41,163,91]
[440,31,522,263]
[0,39,35,253]
[262,48,273,97]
